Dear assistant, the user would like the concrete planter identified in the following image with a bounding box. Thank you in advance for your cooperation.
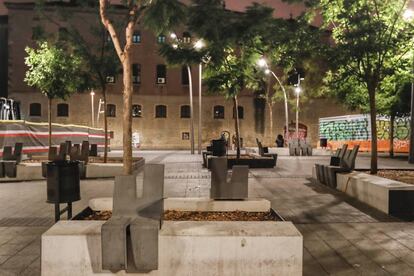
[42,197,303,275]
[0,158,145,182]
[312,168,414,218]
[336,172,414,217]
[42,220,302,276]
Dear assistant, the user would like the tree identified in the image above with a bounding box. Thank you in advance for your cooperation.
[319,0,413,174]
[159,36,207,154]
[34,1,121,163]
[188,1,270,159]
[99,0,184,174]
[24,42,82,147]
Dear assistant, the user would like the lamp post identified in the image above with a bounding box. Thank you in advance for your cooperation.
[257,58,289,139]
[294,74,304,140]
[404,9,414,163]
[90,90,95,128]
[194,39,205,154]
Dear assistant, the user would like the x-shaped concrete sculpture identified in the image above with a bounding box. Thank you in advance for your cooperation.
[101,164,164,273]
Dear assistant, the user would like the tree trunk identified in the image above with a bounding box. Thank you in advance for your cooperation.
[187,65,195,154]
[368,85,378,174]
[122,56,133,175]
[48,97,52,148]
[233,96,241,159]
[267,102,273,144]
[102,86,109,163]
[389,113,395,158]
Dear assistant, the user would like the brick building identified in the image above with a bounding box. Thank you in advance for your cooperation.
[1,1,351,149]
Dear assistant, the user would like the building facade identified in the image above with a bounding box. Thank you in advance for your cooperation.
[4,2,352,149]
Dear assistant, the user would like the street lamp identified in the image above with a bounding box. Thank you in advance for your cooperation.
[294,74,304,140]
[403,9,414,163]
[90,90,95,127]
[257,58,290,140]
[194,39,205,154]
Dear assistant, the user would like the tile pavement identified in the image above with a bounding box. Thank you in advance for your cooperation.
[0,151,413,275]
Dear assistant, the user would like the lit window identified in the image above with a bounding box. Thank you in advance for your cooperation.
[183,32,191,43]
[157,34,166,44]
[155,105,167,118]
[106,104,116,117]
[132,104,142,118]
[156,64,167,84]
[233,106,244,119]
[213,105,224,119]
[133,31,141,44]
[106,75,115,83]
[132,64,141,84]
[57,103,69,117]
[29,103,41,116]
[180,105,190,118]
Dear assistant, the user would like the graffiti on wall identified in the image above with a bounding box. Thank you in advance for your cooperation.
[319,115,410,152]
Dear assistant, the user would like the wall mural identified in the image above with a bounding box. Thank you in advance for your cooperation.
[319,114,410,152]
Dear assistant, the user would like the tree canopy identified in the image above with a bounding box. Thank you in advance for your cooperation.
[24,41,82,100]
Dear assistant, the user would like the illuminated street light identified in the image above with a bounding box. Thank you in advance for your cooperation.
[170,33,177,39]
[194,39,205,50]
[257,58,268,68]
[256,57,289,139]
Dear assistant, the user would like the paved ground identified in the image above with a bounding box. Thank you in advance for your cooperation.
[0,151,414,275]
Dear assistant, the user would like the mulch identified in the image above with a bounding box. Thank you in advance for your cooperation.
[79,210,280,221]
[377,170,414,185]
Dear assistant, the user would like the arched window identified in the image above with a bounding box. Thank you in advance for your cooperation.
[233,106,244,119]
[155,105,167,118]
[132,104,142,118]
[181,66,189,85]
[106,104,116,117]
[213,105,225,119]
[57,103,69,117]
[156,64,167,84]
[183,32,191,43]
[29,103,41,116]
[180,105,190,118]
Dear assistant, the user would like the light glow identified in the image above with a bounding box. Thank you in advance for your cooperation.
[194,40,205,50]
[257,58,268,68]
[404,9,414,20]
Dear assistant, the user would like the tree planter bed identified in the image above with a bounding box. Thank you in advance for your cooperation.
[42,197,302,275]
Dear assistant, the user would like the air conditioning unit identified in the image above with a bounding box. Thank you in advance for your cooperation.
[106,76,115,83]
[133,76,140,84]
[157,77,166,84]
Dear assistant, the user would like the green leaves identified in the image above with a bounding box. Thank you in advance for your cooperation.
[24,42,82,100]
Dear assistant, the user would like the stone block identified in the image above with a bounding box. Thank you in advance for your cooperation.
[337,172,414,217]
[42,220,303,276]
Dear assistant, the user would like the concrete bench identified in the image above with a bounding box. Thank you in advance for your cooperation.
[337,172,414,217]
